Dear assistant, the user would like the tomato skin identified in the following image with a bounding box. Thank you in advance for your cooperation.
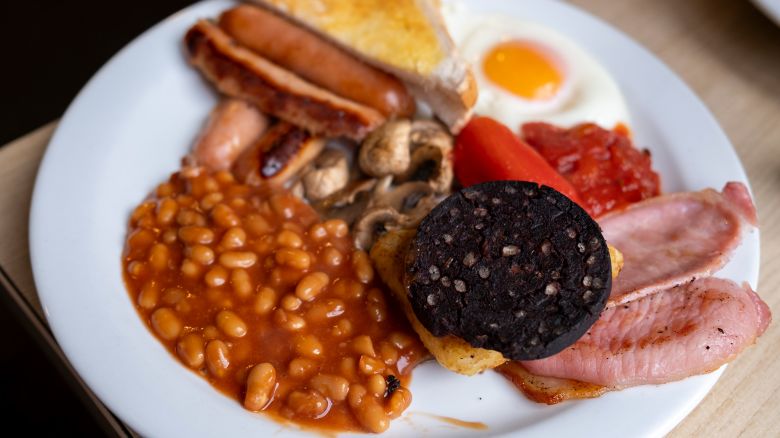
[454,116,584,205]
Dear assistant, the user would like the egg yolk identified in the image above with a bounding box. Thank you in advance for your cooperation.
[483,40,564,101]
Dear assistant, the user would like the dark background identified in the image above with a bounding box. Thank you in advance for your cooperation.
[0,1,193,434]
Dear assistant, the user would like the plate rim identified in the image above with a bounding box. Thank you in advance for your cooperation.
[28,1,758,437]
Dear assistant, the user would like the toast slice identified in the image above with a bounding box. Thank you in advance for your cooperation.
[248,0,477,133]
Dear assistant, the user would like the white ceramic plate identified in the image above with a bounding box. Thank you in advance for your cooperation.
[30,1,759,437]
[753,0,780,26]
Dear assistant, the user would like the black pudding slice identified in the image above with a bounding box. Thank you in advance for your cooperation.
[405,180,611,360]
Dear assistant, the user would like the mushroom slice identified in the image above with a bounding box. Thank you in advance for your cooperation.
[353,181,440,250]
[397,120,454,193]
[358,120,411,177]
[233,121,325,187]
[354,207,409,250]
[301,149,349,201]
[313,179,379,225]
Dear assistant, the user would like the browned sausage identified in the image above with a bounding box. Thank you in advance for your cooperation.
[219,5,415,118]
[232,121,325,187]
[185,20,385,141]
[192,99,269,171]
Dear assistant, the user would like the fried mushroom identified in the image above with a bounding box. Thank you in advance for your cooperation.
[358,120,411,177]
[301,148,349,200]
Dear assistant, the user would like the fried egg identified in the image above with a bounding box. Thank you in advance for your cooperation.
[445,7,630,129]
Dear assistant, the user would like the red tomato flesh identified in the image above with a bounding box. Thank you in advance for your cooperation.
[522,122,661,217]
[454,116,584,205]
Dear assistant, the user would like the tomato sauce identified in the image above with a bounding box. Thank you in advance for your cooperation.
[522,122,661,217]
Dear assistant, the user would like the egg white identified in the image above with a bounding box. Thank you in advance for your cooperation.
[444,7,630,130]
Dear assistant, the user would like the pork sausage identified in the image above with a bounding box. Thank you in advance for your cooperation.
[219,5,415,118]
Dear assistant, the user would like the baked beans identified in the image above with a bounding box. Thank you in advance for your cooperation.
[123,171,425,433]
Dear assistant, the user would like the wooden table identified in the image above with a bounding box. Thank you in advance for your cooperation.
[1,0,779,435]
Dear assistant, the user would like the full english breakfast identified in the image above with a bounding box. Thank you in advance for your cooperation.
[121,0,771,433]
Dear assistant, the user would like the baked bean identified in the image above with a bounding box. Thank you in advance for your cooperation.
[138,281,159,309]
[254,287,278,315]
[179,226,215,245]
[308,223,328,241]
[295,272,330,302]
[205,265,229,287]
[348,385,389,433]
[378,342,399,366]
[177,333,205,368]
[367,374,386,397]
[351,335,376,357]
[175,300,192,314]
[305,299,345,322]
[245,214,272,236]
[221,227,247,249]
[323,219,348,238]
[281,221,305,234]
[176,194,196,208]
[331,319,353,338]
[156,198,178,226]
[189,245,215,266]
[212,203,241,228]
[216,310,248,338]
[219,251,257,269]
[274,248,312,270]
[358,355,385,375]
[203,176,219,194]
[230,269,253,299]
[339,357,358,382]
[294,334,323,358]
[244,363,276,411]
[321,247,343,267]
[288,357,317,379]
[253,235,276,255]
[310,374,350,402]
[200,192,224,211]
[128,229,156,251]
[205,340,230,378]
[388,332,415,351]
[287,389,328,419]
[352,250,374,284]
[269,267,306,288]
[161,287,186,305]
[366,288,387,323]
[156,182,175,197]
[214,170,234,185]
[230,197,247,210]
[127,260,146,278]
[331,278,365,300]
[161,229,177,244]
[177,209,206,227]
[347,383,367,408]
[180,259,202,279]
[202,325,220,340]
[281,294,302,311]
[276,229,303,249]
[385,387,412,419]
[270,194,295,219]
[273,309,306,331]
[131,201,155,225]
[150,308,182,340]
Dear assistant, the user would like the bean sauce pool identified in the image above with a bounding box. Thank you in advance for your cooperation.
[123,169,426,433]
